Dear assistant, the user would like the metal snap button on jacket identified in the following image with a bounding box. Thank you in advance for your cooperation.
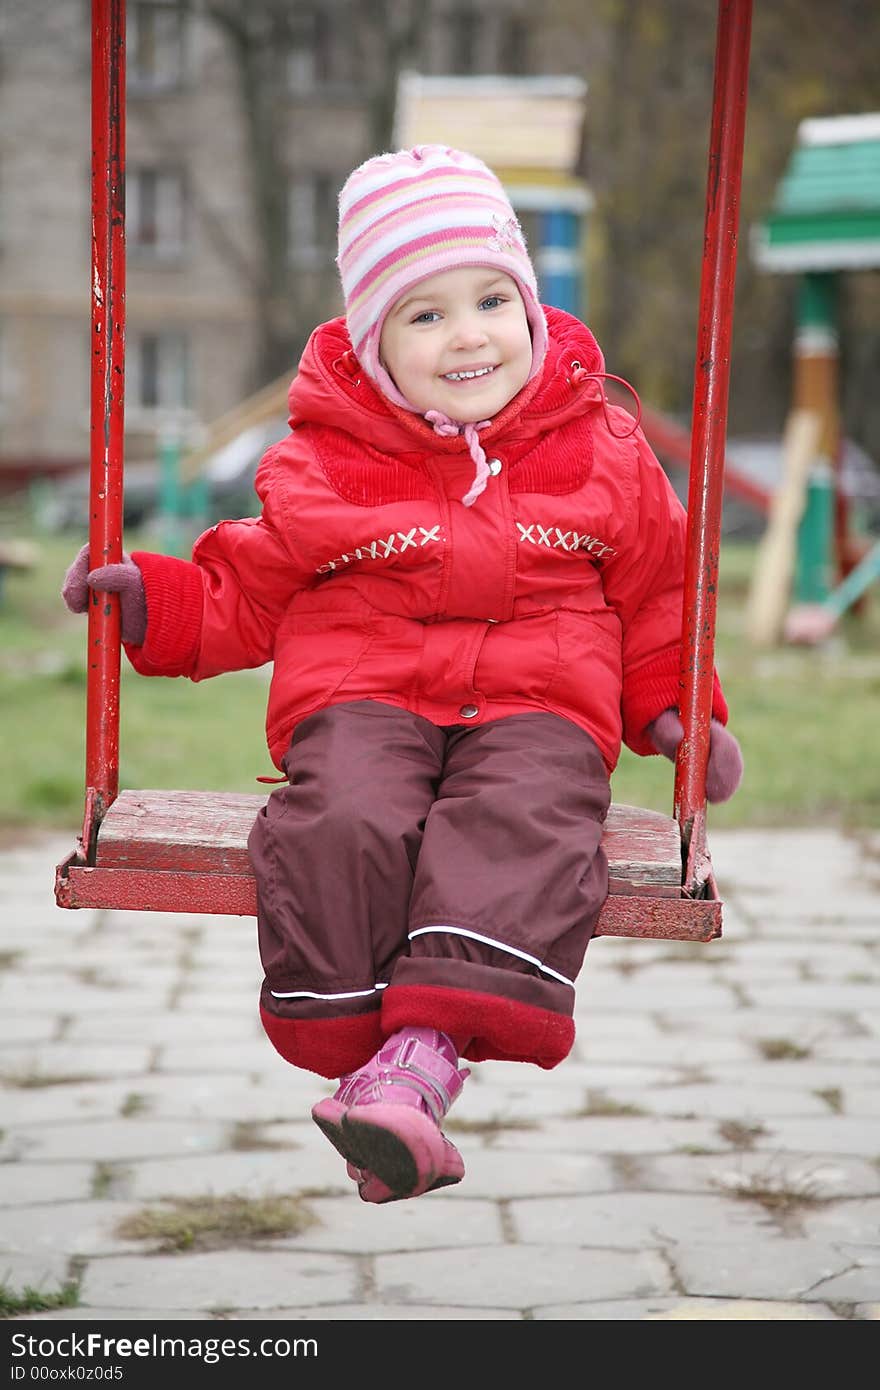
[458,703,479,718]
[487,458,503,476]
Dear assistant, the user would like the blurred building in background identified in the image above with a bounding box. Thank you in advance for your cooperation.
[4,1,878,536]
[1,0,577,496]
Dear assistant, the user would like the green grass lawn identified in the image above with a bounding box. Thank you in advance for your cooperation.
[2,523,878,835]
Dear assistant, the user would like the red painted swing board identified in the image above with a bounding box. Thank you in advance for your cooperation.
[55,0,753,941]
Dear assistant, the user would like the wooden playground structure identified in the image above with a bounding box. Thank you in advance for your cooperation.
[749,112,880,645]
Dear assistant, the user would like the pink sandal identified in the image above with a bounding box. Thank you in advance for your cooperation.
[312,1026,469,1201]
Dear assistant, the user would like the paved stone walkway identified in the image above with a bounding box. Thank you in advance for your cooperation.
[1,828,878,1321]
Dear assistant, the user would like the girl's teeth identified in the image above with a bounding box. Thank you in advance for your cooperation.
[445,367,494,381]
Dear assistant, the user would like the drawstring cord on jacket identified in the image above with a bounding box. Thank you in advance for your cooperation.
[334,351,643,503]
[424,410,492,508]
[424,368,643,508]
[568,364,643,440]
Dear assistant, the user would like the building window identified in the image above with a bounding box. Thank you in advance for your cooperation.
[448,7,484,74]
[288,173,335,266]
[498,14,528,74]
[128,2,186,91]
[287,5,354,90]
[127,331,190,414]
[128,167,186,258]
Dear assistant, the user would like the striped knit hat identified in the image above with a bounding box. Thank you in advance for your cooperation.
[337,145,548,412]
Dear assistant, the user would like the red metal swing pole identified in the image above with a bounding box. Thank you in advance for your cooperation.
[81,0,126,860]
[676,0,752,895]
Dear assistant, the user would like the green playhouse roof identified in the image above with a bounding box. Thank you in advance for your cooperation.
[752,113,880,272]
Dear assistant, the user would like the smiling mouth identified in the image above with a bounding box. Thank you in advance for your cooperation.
[442,366,497,382]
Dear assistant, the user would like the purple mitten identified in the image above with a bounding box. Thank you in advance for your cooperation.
[646,707,743,804]
[61,543,92,615]
[61,544,147,645]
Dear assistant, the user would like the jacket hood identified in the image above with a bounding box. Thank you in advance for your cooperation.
[287,306,609,455]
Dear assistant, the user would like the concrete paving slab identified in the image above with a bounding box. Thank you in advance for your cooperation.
[632,1150,880,1198]
[509,1191,775,1247]
[533,1297,843,1319]
[799,1199,880,1243]
[0,1201,149,1257]
[2,828,879,1321]
[2,1118,229,1164]
[271,1194,503,1253]
[373,1243,672,1308]
[80,1250,359,1311]
[670,1238,854,1300]
[225,1304,524,1319]
[0,1161,95,1205]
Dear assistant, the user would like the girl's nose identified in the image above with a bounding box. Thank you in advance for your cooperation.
[450,314,489,349]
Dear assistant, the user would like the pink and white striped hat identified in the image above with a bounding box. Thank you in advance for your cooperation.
[336,144,548,411]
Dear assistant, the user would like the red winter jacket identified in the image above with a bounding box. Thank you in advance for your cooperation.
[127,305,727,772]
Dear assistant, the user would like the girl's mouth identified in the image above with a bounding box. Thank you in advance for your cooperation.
[442,365,497,382]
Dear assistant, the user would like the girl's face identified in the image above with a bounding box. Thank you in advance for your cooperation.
[379,266,532,422]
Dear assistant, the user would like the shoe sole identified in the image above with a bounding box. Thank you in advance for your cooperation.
[311,1097,444,1199]
[342,1104,443,1197]
[355,1161,463,1204]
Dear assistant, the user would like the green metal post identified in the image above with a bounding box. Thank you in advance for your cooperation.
[793,271,838,604]
[158,425,183,557]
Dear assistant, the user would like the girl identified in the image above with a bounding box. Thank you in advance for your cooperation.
[64,145,742,1204]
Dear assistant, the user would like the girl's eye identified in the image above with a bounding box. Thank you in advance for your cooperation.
[479,295,504,310]
[412,310,441,324]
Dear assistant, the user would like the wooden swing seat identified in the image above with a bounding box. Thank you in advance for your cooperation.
[55,789,721,941]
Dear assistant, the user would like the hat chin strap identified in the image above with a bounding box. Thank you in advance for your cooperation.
[424,411,492,507]
[372,355,494,508]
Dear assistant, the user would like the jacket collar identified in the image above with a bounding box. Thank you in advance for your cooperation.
[287,306,608,453]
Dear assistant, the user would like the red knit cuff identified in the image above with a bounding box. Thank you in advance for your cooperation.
[623,648,729,756]
[259,1004,383,1080]
[381,984,574,1070]
[124,551,204,677]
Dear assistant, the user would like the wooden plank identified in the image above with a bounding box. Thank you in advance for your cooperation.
[93,789,682,895]
[593,893,721,942]
[602,804,680,896]
[745,408,822,648]
[57,863,720,940]
[95,789,260,875]
[57,859,256,917]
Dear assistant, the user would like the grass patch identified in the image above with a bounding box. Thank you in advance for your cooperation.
[0,1278,80,1319]
[656,944,716,966]
[714,1167,829,1215]
[119,1092,150,1118]
[814,1087,845,1115]
[575,1090,647,1118]
[228,1121,293,1151]
[4,529,880,831]
[73,966,119,988]
[718,1118,769,1149]
[755,1037,812,1061]
[2,1068,100,1089]
[115,1193,317,1252]
[445,1114,538,1137]
[91,1161,124,1199]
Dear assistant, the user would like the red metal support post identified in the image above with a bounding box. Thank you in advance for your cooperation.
[82,0,126,860]
[676,0,752,894]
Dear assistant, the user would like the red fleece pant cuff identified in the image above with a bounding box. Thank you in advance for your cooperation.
[259,1005,383,1080]
[381,984,574,1069]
